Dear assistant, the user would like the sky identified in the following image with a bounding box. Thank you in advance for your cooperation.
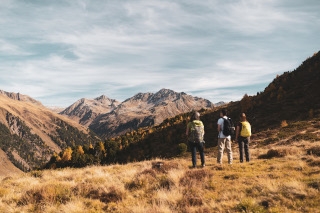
[1,0,319,107]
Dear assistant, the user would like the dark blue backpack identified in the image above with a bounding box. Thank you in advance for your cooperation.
[223,117,235,136]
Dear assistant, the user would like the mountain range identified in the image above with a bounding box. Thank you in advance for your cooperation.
[60,88,215,137]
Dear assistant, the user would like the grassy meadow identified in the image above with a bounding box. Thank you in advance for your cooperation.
[0,120,320,213]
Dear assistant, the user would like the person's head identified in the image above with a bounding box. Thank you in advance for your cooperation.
[191,111,200,121]
[240,113,247,121]
[220,109,227,117]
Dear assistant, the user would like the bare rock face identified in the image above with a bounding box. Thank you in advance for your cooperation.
[0,90,43,106]
[60,95,120,126]
[89,89,214,138]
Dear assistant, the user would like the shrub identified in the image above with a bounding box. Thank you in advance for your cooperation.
[307,180,320,190]
[307,159,320,167]
[224,174,240,180]
[291,133,319,142]
[125,177,147,191]
[178,188,203,207]
[307,146,320,156]
[30,170,43,178]
[178,143,187,155]
[154,161,181,174]
[92,186,125,204]
[281,120,288,127]
[235,198,265,212]
[289,121,309,129]
[258,148,300,159]
[180,169,213,187]
[156,175,175,190]
[19,184,72,206]
[261,137,279,146]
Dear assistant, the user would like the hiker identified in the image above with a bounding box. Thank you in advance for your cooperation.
[217,109,233,164]
[186,111,205,168]
[235,113,251,163]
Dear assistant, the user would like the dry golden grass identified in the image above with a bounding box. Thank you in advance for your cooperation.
[0,138,319,213]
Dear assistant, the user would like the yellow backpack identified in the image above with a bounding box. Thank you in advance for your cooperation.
[240,121,251,137]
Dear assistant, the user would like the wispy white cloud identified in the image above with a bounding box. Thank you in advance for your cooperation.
[0,0,319,106]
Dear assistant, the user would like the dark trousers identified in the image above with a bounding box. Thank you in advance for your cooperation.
[238,137,250,162]
[189,142,205,167]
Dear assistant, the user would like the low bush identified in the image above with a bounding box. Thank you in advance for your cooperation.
[291,133,319,142]
[307,180,320,190]
[235,198,265,213]
[307,146,320,156]
[258,148,300,159]
[19,183,72,206]
[178,143,187,155]
[179,169,213,187]
[261,137,279,146]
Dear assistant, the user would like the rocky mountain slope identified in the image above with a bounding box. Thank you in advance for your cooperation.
[0,92,101,173]
[88,89,214,137]
[60,95,120,126]
[0,90,43,106]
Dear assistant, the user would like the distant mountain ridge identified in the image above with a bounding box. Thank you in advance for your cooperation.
[61,88,215,138]
[0,90,43,106]
[60,95,120,126]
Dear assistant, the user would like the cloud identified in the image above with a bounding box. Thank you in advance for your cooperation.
[0,0,319,107]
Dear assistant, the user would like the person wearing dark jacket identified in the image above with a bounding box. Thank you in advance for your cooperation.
[235,113,251,163]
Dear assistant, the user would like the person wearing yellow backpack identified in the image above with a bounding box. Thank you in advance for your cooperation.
[235,113,251,163]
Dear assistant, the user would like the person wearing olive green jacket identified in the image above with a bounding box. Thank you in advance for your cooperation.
[186,111,205,168]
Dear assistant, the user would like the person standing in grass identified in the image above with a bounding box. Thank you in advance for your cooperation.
[186,111,205,168]
[235,113,251,163]
[217,109,233,165]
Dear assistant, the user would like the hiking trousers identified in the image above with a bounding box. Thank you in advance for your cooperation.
[217,137,233,164]
[238,137,250,162]
[189,142,205,167]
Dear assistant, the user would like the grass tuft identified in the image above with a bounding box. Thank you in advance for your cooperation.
[258,147,300,159]
[307,146,320,156]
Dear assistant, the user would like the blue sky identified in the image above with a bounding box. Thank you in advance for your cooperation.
[1,0,319,107]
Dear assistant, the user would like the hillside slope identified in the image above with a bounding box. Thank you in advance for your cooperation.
[2,133,319,212]
[0,92,101,172]
[246,51,320,131]
[0,149,23,176]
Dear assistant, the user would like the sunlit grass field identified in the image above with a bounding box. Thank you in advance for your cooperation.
[1,120,320,213]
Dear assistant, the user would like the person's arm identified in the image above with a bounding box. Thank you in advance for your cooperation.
[202,123,205,138]
[217,118,221,132]
[235,125,240,141]
[186,123,190,136]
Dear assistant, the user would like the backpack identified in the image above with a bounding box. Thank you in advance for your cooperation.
[222,117,235,136]
[240,121,251,137]
[189,121,204,143]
